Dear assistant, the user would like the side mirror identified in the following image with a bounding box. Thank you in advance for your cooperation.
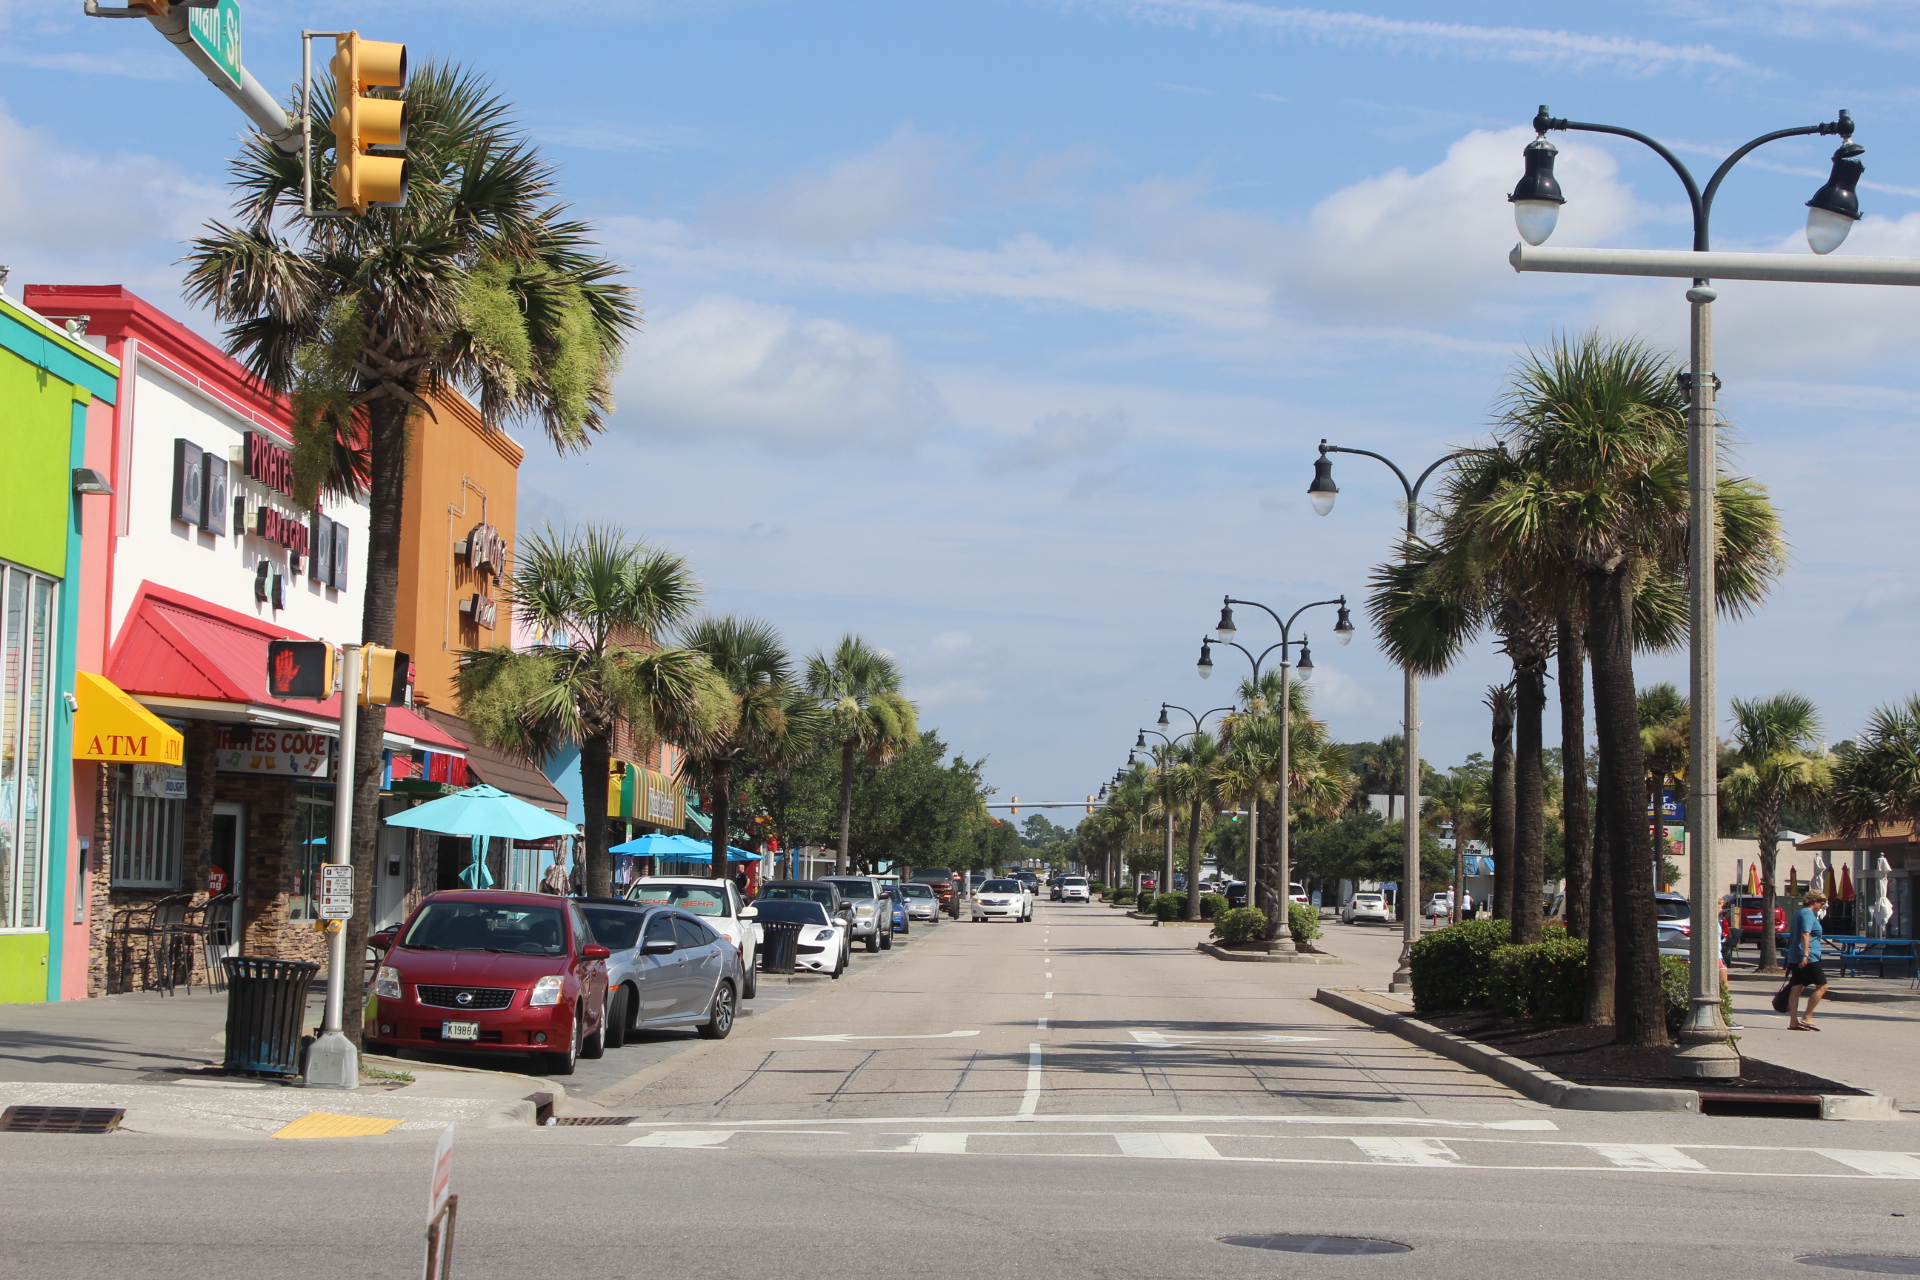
[581,943,611,960]
[642,939,677,956]
[369,931,395,952]
[739,907,758,920]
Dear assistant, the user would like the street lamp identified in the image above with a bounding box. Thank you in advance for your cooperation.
[1311,440,1485,990]
[1504,105,1862,1078]
[1205,594,1347,950]
[1152,704,1231,908]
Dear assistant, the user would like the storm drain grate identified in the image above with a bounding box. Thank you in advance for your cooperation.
[553,1115,637,1126]
[0,1106,125,1134]
[1220,1235,1411,1256]
[1798,1258,1920,1275]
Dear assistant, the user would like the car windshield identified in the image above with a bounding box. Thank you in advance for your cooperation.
[1656,898,1690,919]
[759,885,836,907]
[581,906,646,951]
[902,883,935,898]
[825,880,876,899]
[982,880,1022,892]
[402,902,567,956]
[629,883,730,917]
[1062,877,1087,886]
[751,900,831,927]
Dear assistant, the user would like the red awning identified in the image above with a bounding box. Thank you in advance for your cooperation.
[107,582,465,753]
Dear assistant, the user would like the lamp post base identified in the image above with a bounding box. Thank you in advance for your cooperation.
[1671,996,1741,1079]
[1272,933,1298,954]
[304,1032,360,1090]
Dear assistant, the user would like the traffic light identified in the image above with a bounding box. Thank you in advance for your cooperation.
[1010,796,1019,817]
[268,640,336,701]
[358,646,411,706]
[1086,795,1095,815]
[329,32,409,214]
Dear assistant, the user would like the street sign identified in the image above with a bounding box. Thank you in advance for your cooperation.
[318,864,353,921]
[187,0,241,91]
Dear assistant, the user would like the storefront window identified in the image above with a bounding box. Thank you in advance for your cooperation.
[1,562,57,930]
[290,788,334,921]
[112,765,186,889]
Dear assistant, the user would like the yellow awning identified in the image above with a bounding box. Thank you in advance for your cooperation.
[73,671,184,764]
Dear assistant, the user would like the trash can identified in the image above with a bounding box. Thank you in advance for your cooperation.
[221,956,319,1075]
[759,922,801,974]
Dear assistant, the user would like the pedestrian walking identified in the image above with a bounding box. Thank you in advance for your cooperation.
[1461,891,1474,918]
[1786,889,1830,1031]
[1721,892,1742,965]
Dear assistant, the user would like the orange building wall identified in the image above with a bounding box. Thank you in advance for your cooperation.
[393,386,523,712]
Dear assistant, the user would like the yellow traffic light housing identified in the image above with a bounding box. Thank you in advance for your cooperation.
[358,645,410,706]
[329,32,409,214]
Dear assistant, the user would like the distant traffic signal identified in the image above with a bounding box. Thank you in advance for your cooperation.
[268,640,335,700]
[329,32,408,214]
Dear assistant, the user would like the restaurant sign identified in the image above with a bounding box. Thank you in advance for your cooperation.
[213,726,335,778]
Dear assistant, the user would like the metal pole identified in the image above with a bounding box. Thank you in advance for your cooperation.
[306,642,361,1089]
[1274,660,1297,954]
[1391,500,1424,991]
[1675,283,1740,1077]
[1163,800,1175,902]
[143,8,302,152]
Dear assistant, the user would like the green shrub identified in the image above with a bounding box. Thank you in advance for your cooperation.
[1213,907,1267,944]
[1200,892,1228,921]
[1136,891,1157,914]
[1154,891,1188,921]
[1486,937,1589,1021]
[1407,918,1512,1013]
[1111,888,1136,904]
[1660,956,1734,1035]
[1088,882,1106,896]
[1287,901,1322,943]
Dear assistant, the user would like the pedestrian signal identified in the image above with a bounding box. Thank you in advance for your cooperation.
[268,640,335,700]
[330,32,409,214]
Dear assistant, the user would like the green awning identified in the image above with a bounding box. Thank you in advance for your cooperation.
[684,805,712,834]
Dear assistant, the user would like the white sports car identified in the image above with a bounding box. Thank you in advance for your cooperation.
[971,878,1032,923]
[744,899,848,978]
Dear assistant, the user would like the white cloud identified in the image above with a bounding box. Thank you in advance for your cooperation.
[612,294,946,453]
[710,125,964,250]
[982,408,1129,473]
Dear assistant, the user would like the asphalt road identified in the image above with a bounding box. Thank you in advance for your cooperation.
[6,902,1920,1280]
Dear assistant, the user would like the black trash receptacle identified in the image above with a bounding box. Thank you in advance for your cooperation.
[221,956,319,1075]
[759,922,801,974]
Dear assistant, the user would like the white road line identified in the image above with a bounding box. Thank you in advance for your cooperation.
[1115,1132,1224,1160]
[1018,1044,1044,1119]
[1589,1143,1708,1172]
[629,1114,1560,1130]
[627,1131,738,1148]
[869,1132,970,1154]
[1044,991,1053,999]
[1816,1150,1920,1178]
[1351,1136,1462,1166]
[1036,1018,1048,1029]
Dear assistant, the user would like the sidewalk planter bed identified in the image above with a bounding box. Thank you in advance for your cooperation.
[1213,907,1267,945]
[1288,902,1322,945]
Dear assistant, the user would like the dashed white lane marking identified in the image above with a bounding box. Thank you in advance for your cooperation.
[1036,1018,1048,1029]
[1816,1150,1920,1178]
[1018,1044,1044,1119]
[1044,992,1053,999]
[1116,1132,1224,1160]
[1589,1143,1708,1172]
[627,1131,739,1148]
[1351,1136,1462,1166]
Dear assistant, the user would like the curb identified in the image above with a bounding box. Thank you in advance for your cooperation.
[1152,919,1213,928]
[1314,988,1899,1118]
[1199,943,1348,964]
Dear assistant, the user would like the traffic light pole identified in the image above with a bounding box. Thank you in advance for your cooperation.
[84,3,301,154]
[305,642,361,1090]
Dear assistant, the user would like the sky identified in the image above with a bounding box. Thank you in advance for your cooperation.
[5,0,1920,810]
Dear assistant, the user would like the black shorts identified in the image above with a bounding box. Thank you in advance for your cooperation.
[1788,962,1828,989]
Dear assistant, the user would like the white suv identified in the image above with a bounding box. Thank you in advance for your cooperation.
[626,877,760,999]
[1058,875,1090,904]
[971,878,1032,923]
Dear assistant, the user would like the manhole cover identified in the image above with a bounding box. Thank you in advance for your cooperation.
[1221,1235,1411,1255]
[1798,1258,1920,1275]
[553,1116,636,1126]
[0,1105,124,1134]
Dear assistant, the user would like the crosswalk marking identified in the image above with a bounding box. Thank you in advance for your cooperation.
[869,1132,971,1154]
[1350,1137,1462,1166]
[627,1131,737,1148]
[1115,1132,1224,1160]
[1588,1144,1709,1172]
[1815,1150,1920,1178]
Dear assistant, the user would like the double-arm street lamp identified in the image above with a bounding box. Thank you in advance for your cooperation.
[1201,595,1353,951]
[1505,105,1879,1079]
[1145,704,1231,900]
[1309,442,1485,988]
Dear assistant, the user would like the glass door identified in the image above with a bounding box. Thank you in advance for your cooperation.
[208,803,245,957]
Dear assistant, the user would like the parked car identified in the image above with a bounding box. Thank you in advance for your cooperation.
[1737,895,1790,942]
[1341,892,1392,925]
[756,879,851,926]
[900,880,942,922]
[577,898,744,1046]
[822,875,893,952]
[744,898,848,977]
[1057,875,1090,903]
[884,884,910,935]
[972,878,1032,923]
[366,890,612,1076]
[625,876,760,999]
[1223,881,1247,909]
[908,870,960,918]
[1422,892,1453,920]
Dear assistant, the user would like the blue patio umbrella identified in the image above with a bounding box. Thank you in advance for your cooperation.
[384,783,577,841]
[609,832,759,862]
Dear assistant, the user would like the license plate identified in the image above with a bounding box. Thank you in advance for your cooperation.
[441,1021,480,1041]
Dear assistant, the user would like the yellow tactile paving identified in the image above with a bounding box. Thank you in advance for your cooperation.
[272,1112,404,1139]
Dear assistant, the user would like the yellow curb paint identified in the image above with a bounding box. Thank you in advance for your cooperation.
[272,1112,404,1139]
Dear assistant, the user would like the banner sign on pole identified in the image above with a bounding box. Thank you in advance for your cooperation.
[319,864,353,921]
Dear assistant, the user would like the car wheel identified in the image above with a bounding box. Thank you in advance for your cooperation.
[866,931,881,953]
[545,1012,580,1076]
[742,959,758,1001]
[697,980,737,1040]
[580,995,607,1060]
[880,928,893,950]
[832,949,846,979]
[605,986,630,1050]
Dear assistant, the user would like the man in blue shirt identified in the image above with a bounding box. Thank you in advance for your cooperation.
[1786,889,1830,1031]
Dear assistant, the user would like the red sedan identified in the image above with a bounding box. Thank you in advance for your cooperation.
[365,890,610,1076]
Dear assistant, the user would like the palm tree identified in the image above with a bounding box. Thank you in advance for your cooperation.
[1829,695,1920,836]
[805,636,918,875]
[683,617,805,881]
[456,527,726,897]
[1557,612,1594,940]
[1426,768,1487,924]
[1638,683,1690,895]
[1723,693,1830,972]
[1485,684,1517,925]
[1168,733,1224,919]
[183,65,637,1042]
[1447,333,1785,1046]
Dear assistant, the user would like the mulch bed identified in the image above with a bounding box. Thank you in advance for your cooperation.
[1421,1010,1867,1095]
